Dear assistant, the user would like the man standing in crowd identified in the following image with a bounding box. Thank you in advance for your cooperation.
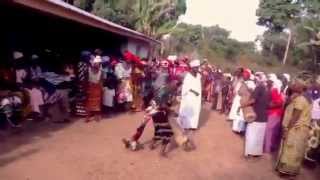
[178,59,202,130]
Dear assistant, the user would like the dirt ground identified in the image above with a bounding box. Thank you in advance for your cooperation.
[0,105,319,180]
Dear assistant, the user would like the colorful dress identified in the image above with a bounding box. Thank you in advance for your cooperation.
[115,62,132,104]
[264,88,284,153]
[276,95,312,175]
[131,66,144,111]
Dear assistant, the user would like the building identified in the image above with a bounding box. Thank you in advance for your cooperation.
[0,0,160,60]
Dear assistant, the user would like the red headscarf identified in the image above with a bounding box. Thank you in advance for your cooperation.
[123,50,145,66]
[242,68,251,80]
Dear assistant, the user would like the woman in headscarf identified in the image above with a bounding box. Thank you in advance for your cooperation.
[230,68,252,133]
[115,55,133,111]
[131,60,145,112]
[240,72,268,157]
[264,74,284,153]
[86,56,103,122]
[201,62,213,102]
[276,78,312,176]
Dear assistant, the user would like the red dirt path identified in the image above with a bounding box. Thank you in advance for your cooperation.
[0,105,319,180]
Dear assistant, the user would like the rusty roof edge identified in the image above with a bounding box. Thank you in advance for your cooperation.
[12,0,161,45]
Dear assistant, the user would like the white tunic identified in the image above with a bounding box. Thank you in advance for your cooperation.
[178,72,202,129]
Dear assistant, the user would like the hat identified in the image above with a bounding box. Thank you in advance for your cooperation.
[13,51,24,60]
[189,59,200,68]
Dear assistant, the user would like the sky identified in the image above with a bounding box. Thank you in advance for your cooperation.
[180,0,266,42]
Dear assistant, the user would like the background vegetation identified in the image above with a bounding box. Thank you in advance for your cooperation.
[72,0,320,74]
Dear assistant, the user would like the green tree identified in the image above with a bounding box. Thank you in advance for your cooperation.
[74,0,186,39]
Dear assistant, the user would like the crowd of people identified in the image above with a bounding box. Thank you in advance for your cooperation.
[211,67,320,177]
[1,49,320,177]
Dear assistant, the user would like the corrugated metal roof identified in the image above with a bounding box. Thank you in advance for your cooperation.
[11,0,160,45]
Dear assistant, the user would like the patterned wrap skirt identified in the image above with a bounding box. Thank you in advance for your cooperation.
[86,82,102,112]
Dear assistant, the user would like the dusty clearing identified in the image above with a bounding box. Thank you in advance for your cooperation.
[0,105,319,180]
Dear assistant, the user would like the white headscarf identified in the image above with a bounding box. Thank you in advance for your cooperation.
[13,51,24,60]
[268,73,282,92]
[189,59,200,67]
[283,73,290,82]
[245,80,256,91]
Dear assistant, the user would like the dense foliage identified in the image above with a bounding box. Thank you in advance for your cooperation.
[256,0,320,72]
[71,0,320,73]
[74,0,186,38]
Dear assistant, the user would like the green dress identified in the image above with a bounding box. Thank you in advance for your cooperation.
[276,95,311,175]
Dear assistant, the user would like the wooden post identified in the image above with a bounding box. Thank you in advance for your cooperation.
[282,30,292,65]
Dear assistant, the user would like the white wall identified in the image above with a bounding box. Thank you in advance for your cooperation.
[121,39,150,59]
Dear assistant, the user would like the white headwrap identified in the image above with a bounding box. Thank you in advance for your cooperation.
[31,54,39,60]
[245,80,256,91]
[189,59,200,67]
[255,73,267,82]
[268,73,282,92]
[13,51,24,60]
[283,73,290,82]
[167,55,177,62]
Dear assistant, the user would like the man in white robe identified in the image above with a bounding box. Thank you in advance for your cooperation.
[178,59,202,130]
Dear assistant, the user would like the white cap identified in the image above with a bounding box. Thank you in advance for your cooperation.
[189,59,200,67]
[13,51,24,60]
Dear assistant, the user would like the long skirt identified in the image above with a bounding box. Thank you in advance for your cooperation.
[86,82,102,112]
[276,126,310,175]
[131,82,143,111]
[232,114,246,133]
[228,94,241,121]
[264,115,282,153]
[117,79,132,104]
[305,120,320,162]
[216,91,223,110]
[245,122,267,156]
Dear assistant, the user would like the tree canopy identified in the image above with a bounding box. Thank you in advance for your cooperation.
[256,0,320,72]
[74,0,186,39]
